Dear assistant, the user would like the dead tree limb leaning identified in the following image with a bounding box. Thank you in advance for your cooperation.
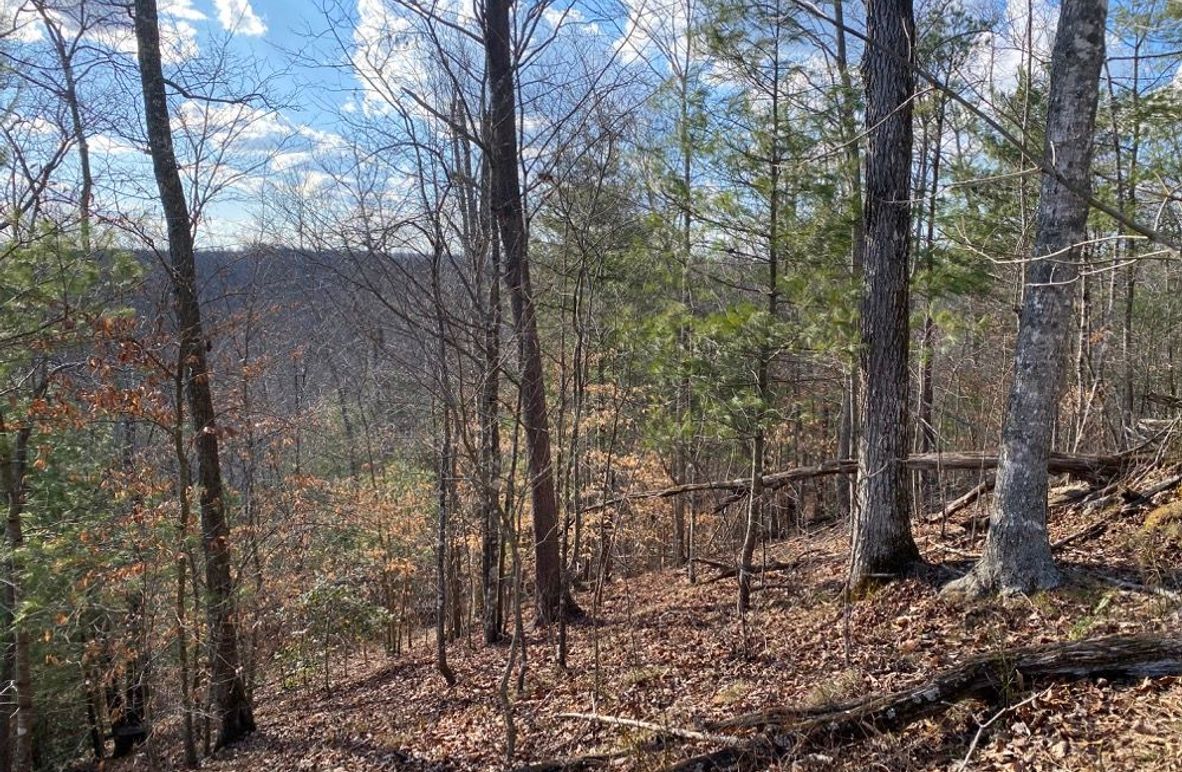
[924,476,994,523]
[582,451,1142,514]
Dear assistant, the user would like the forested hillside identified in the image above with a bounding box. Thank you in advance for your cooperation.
[2,0,1182,769]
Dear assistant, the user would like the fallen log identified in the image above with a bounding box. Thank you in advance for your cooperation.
[690,554,841,583]
[1051,517,1116,551]
[668,634,1182,770]
[579,459,856,514]
[1063,568,1182,602]
[517,715,734,771]
[688,557,734,572]
[531,634,1182,772]
[583,452,1144,514]
[1049,482,1107,507]
[703,558,803,584]
[1120,471,1182,512]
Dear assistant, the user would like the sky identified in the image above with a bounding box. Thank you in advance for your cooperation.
[165,0,356,244]
[3,0,1179,250]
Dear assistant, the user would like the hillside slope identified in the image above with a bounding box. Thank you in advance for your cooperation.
[107,476,1182,771]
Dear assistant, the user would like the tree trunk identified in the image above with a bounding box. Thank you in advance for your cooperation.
[479,156,505,646]
[132,0,254,746]
[435,405,457,686]
[0,603,9,772]
[33,0,92,251]
[916,99,947,508]
[673,10,697,568]
[944,0,1107,598]
[833,0,863,522]
[0,424,34,772]
[483,0,569,625]
[849,0,921,591]
[173,358,199,768]
[737,439,763,612]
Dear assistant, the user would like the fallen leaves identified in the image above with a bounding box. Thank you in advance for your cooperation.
[100,479,1182,772]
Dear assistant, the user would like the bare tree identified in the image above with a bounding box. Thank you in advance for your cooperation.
[483,0,568,624]
[131,0,254,747]
[0,373,44,772]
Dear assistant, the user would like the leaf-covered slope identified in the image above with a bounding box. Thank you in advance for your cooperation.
[104,473,1182,771]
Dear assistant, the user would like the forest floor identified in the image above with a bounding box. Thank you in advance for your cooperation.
[112,473,1182,771]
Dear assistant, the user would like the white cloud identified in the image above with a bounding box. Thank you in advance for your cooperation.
[296,124,345,151]
[176,100,290,151]
[272,150,313,172]
[162,0,207,22]
[163,18,201,61]
[966,0,1057,94]
[352,0,419,113]
[613,0,690,71]
[213,0,266,36]
[298,170,334,196]
[86,15,199,64]
[91,134,143,157]
[0,0,43,42]
[1,0,205,54]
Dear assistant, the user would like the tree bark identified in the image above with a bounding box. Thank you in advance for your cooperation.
[916,98,947,508]
[132,0,254,746]
[173,355,199,768]
[483,0,568,624]
[435,405,457,686]
[849,0,921,591]
[833,0,864,523]
[480,203,505,646]
[33,0,92,251]
[0,421,34,772]
[673,1,697,568]
[944,0,1108,598]
[737,439,762,613]
[738,19,783,612]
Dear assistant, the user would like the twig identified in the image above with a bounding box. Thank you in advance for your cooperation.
[957,688,1052,771]
[1065,569,1182,603]
[555,712,739,745]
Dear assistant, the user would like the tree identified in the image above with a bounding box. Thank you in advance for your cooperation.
[832,0,863,522]
[700,0,798,612]
[483,0,568,624]
[0,367,41,772]
[848,0,921,591]
[944,0,1109,598]
[131,0,255,746]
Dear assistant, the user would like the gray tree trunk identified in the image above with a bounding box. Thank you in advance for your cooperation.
[434,405,457,686]
[480,227,505,645]
[848,0,921,591]
[944,0,1108,598]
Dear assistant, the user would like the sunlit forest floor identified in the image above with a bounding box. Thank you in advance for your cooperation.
[107,476,1182,771]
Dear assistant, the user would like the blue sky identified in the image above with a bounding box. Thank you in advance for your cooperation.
[5,0,1181,250]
